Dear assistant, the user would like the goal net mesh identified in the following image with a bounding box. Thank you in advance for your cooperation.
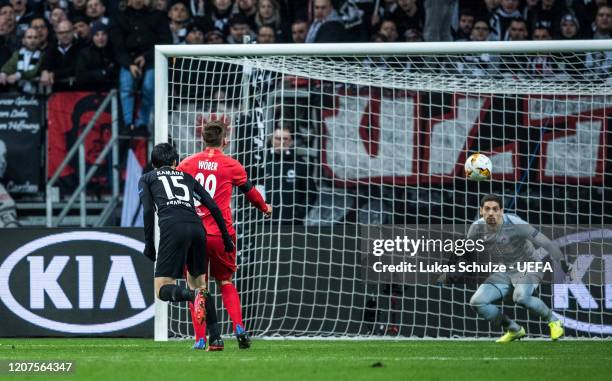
[162,48,612,339]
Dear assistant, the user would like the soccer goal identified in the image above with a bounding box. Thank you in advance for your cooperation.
[154,40,612,340]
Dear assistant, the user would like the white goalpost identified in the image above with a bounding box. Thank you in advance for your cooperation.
[154,40,612,341]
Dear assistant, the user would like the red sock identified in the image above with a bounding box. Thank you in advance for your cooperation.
[220,283,244,332]
[188,301,206,340]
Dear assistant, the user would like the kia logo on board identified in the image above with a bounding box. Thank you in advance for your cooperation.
[0,231,154,334]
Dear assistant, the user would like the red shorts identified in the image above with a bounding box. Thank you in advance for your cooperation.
[206,234,237,281]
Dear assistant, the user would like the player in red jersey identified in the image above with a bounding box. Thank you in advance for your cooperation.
[177,120,271,349]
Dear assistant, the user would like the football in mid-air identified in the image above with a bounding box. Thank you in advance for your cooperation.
[464,153,492,181]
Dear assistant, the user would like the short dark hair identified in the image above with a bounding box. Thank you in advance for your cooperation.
[460,8,475,18]
[151,143,178,168]
[202,120,227,147]
[480,194,503,209]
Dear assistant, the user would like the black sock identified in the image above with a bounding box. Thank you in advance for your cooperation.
[206,296,221,339]
[158,284,194,302]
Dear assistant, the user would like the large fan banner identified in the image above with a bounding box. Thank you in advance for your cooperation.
[0,93,42,194]
[47,92,113,195]
[320,91,609,185]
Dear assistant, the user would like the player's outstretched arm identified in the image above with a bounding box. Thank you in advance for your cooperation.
[238,181,271,216]
[192,179,234,252]
[519,223,573,275]
[138,177,156,261]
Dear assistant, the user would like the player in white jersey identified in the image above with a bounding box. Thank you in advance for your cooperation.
[467,194,572,343]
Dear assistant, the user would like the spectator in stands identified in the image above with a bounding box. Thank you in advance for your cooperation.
[1,8,20,65]
[305,0,348,43]
[256,24,275,43]
[423,0,455,41]
[68,0,88,20]
[470,19,491,41]
[264,126,314,225]
[391,0,424,37]
[0,27,44,94]
[531,0,567,38]
[585,5,612,82]
[186,0,207,17]
[86,0,109,25]
[404,27,423,42]
[234,0,256,30]
[573,0,607,37]
[500,18,530,78]
[73,16,92,44]
[42,0,65,20]
[558,13,580,40]
[521,0,540,34]
[168,0,191,44]
[593,5,612,39]
[0,15,15,67]
[377,19,398,42]
[529,26,562,79]
[489,0,522,40]
[11,0,35,35]
[112,0,172,135]
[184,21,204,44]
[290,19,308,43]
[227,13,254,43]
[456,20,497,77]
[75,21,116,91]
[371,0,398,29]
[29,17,50,51]
[153,0,169,11]
[40,20,82,91]
[453,8,475,41]
[255,0,289,42]
[484,0,500,16]
[49,7,68,31]
[206,0,233,36]
[555,14,585,77]
[204,29,224,43]
[507,17,529,40]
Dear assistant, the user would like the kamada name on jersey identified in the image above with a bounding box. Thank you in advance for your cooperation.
[156,170,182,176]
[198,161,218,171]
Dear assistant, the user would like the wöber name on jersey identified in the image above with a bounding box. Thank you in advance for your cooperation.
[198,161,218,171]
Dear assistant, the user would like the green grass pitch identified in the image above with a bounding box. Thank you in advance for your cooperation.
[1,338,611,381]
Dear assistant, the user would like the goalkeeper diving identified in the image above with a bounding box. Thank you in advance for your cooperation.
[464,194,572,342]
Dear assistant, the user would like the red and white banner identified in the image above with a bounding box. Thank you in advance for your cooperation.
[320,91,609,186]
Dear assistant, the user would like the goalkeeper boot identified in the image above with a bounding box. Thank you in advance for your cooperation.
[235,324,251,349]
[207,337,224,352]
[192,338,206,350]
[548,320,564,341]
[496,326,526,343]
[193,289,208,325]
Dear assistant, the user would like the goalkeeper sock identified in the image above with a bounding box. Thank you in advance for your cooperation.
[188,301,206,340]
[158,284,194,302]
[206,296,221,339]
[220,283,244,333]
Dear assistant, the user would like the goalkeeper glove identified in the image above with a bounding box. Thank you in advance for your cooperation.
[560,259,575,280]
[223,234,235,252]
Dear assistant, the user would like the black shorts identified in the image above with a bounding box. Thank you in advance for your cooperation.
[155,221,206,279]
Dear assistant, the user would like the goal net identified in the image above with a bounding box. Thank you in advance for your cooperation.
[154,41,612,339]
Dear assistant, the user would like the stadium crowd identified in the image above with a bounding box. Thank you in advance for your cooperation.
[0,0,609,226]
[0,0,610,100]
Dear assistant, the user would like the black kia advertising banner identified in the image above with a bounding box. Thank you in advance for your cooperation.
[0,229,153,337]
